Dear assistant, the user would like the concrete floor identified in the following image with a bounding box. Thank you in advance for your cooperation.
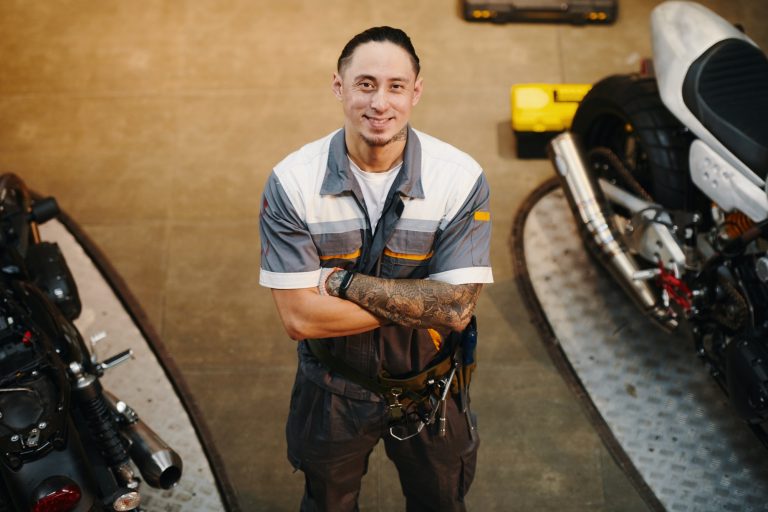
[0,1,766,510]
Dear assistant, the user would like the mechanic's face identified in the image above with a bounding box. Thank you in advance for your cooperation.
[332,41,423,148]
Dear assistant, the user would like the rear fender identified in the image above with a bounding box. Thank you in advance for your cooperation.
[651,1,763,186]
[1,417,102,512]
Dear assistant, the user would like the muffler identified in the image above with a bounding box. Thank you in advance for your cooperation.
[104,392,183,490]
[548,132,678,330]
[122,417,183,490]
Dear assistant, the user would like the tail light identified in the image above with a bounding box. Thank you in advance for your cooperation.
[32,483,81,512]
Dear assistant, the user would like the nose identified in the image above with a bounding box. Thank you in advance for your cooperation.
[370,88,389,111]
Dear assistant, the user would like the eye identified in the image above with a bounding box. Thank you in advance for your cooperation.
[358,81,374,89]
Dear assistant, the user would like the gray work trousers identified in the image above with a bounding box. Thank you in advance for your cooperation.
[286,370,479,512]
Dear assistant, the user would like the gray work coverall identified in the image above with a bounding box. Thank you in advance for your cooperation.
[259,126,493,511]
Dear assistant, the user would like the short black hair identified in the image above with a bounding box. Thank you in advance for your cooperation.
[337,26,420,77]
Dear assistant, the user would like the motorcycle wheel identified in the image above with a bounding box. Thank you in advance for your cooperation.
[570,74,692,211]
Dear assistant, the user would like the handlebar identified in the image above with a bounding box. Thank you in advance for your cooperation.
[30,197,60,224]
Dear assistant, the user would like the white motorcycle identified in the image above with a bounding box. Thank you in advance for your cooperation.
[550,1,768,441]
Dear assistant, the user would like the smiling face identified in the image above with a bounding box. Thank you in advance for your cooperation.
[332,41,423,151]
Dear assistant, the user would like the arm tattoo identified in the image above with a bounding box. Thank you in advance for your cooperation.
[327,270,481,332]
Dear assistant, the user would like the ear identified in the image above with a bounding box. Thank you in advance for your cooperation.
[331,72,343,100]
[411,76,424,107]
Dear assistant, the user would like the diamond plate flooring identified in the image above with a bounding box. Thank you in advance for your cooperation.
[521,185,768,512]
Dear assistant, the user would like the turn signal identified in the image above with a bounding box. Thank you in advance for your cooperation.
[113,491,141,511]
[32,484,81,512]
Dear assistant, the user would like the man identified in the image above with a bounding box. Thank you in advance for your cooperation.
[259,26,492,511]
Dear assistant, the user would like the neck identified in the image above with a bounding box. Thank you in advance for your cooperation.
[345,130,407,173]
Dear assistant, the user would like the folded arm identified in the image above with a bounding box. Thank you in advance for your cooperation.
[326,270,481,333]
[271,271,481,340]
[271,287,387,340]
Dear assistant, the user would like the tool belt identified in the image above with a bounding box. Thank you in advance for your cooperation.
[305,317,478,432]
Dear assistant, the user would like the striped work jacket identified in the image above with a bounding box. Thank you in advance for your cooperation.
[259,126,493,401]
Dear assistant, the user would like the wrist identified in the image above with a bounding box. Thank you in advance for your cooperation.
[326,268,344,297]
[338,270,356,299]
[319,267,342,296]
[328,269,355,299]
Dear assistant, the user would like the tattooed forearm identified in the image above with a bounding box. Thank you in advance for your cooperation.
[327,270,481,332]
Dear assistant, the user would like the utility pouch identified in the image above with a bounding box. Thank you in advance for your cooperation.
[456,316,478,394]
[455,362,477,396]
[306,316,479,437]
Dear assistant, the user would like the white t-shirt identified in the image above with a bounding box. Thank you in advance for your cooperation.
[349,158,403,233]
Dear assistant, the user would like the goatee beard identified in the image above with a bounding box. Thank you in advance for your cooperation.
[361,126,407,147]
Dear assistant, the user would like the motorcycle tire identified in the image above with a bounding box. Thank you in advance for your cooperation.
[570,74,693,211]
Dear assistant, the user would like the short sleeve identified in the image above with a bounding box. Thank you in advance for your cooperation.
[259,171,321,289]
[428,174,493,285]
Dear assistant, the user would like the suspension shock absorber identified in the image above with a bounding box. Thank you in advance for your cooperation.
[69,362,139,489]
[723,210,754,240]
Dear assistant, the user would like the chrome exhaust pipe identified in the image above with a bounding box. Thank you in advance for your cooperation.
[122,418,183,490]
[548,132,677,330]
[104,391,183,489]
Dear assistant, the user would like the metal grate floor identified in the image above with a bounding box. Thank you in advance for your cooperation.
[41,221,227,512]
[522,186,768,512]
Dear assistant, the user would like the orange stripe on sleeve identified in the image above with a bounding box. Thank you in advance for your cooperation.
[474,211,490,222]
[318,249,361,261]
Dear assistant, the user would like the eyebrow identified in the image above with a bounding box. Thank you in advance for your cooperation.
[353,74,410,83]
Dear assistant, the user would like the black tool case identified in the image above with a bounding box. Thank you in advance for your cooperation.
[462,0,617,24]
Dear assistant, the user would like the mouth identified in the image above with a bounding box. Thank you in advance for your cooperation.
[363,115,394,129]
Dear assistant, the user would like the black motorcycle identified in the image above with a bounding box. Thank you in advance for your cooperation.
[0,173,181,511]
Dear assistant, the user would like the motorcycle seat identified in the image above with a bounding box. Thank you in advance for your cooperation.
[683,38,768,180]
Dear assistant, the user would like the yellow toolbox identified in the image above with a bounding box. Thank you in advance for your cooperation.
[511,83,591,158]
